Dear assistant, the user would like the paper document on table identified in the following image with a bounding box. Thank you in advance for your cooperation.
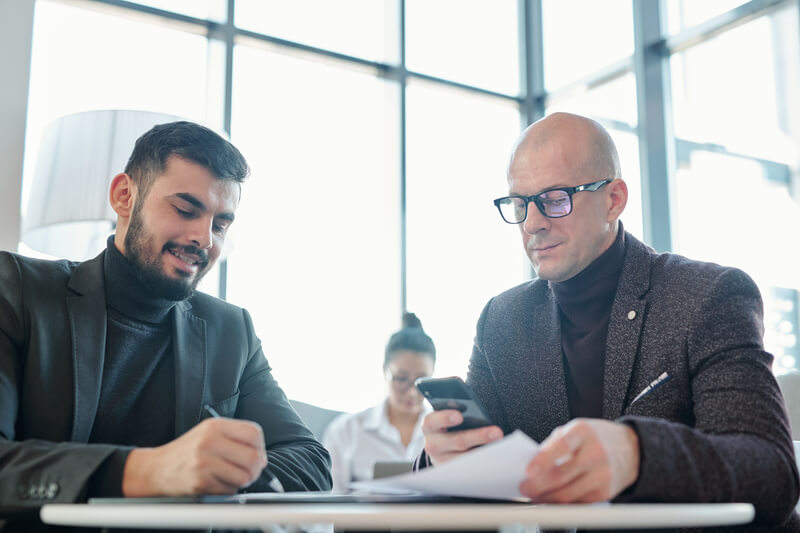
[351,430,539,501]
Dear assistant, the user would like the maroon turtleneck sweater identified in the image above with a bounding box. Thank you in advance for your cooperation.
[550,226,626,419]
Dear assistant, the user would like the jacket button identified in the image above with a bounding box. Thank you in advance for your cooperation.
[46,483,59,499]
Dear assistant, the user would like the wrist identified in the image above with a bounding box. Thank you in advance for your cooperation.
[624,425,641,488]
[122,447,155,497]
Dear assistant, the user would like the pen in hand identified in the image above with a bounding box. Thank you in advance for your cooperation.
[203,404,285,493]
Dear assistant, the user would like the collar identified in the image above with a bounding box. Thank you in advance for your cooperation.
[363,398,431,433]
[550,222,626,320]
[363,400,389,432]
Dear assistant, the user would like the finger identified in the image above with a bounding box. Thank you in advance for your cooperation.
[210,418,266,448]
[194,454,254,494]
[537,454,615,503]
[203,418,267,463]
[528,421,586,476]
[425,425,503,460]
[521,445,588,499]
[529,466,611,504]
[421,410,464,434]
[207,436,267,483]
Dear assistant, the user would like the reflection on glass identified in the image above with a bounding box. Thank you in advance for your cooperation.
[542,0,633,90]
[124,0,226,21]
[23,1,214,260]
[767,287,799,372]
[405,81,526,380]
[228,45,397,411]
[546,73,637,127]
[672,150,800,372]
[670,6,800,373]
[405,0,519,95]
[670,7,799,164]
[665,0,748,34]
[235,0,393,63]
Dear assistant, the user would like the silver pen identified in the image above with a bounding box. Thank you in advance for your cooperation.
[203,404,285,493]
[631,372,672,404]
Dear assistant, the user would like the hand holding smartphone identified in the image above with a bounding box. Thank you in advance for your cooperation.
[415,376,493,432]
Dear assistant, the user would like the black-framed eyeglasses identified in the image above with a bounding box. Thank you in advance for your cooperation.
[493,179,613,223]
[389,374,429,392]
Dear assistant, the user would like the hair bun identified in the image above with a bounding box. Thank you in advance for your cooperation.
[385,312,436,366]
[402,311,423,330]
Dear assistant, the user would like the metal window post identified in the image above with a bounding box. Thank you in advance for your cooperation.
[633,0,675,253]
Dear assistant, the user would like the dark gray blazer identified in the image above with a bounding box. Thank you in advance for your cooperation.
[468,232,799,529]
[0,250,331,512]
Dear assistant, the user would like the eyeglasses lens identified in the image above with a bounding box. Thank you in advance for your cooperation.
[391,376,414,391]
[539,190,571,218]
[497,198,527,223]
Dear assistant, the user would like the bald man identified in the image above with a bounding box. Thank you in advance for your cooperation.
[420,113,799,529]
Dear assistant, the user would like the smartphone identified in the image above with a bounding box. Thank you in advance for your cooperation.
[415,376,493,432]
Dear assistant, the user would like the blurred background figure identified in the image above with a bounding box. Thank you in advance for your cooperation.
[323,312,435,491]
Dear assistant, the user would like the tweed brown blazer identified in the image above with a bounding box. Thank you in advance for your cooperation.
[468,232,799,530]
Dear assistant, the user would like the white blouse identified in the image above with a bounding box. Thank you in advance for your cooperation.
[321,399,430,492]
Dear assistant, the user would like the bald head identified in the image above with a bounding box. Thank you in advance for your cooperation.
[504,112,628,282]
[509,112,621,183]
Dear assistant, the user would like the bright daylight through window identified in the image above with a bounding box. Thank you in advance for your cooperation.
[19,0,800,411]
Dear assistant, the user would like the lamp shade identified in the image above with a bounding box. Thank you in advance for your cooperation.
[22,109,183,260]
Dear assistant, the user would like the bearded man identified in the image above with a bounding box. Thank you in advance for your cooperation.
[0,122,331,526]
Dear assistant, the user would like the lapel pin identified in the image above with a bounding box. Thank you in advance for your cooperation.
[627,310,637,320]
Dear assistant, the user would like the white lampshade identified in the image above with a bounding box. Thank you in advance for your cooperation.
[22,109,183,260]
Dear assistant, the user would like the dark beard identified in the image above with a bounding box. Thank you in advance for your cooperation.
[124,202,209,301]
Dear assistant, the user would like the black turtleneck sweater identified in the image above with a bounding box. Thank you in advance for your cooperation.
[550,226,626,419]
[88,237,178,496]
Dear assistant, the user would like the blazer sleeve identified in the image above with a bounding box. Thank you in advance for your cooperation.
[413,298,511,472]
[616,267,800,527]
[0,253,123,511]
[467,297,511,433]
[231,309,332,493]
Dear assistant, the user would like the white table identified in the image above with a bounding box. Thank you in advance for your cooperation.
[41,502,755,531]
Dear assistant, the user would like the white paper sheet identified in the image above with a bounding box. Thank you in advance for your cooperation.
[351,430,539,500]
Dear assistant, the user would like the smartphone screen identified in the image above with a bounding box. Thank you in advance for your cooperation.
[415,376,493,431]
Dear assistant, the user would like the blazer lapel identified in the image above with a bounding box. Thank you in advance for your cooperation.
[603,234,652,419]
[534,291,571,432]
[66,253,108,443]
[510,286,570,441]
[172,300,207,437]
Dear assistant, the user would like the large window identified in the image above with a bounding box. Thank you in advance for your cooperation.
[228,45,397,409]
[21,0,224,293]
[405,0,520,95]
[405,82,524,380]
[669,4,800,373]
[18,0,800,412]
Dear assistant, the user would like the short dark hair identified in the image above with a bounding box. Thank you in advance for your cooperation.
[124,121,250,197]
[384,312,436,368]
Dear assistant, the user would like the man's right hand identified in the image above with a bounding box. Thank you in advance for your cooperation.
[421,409,503,465]
[121,418,267,496]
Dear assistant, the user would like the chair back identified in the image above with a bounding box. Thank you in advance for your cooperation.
[289,399,343,440]
[795,441,800,513]
[777,372,800,440]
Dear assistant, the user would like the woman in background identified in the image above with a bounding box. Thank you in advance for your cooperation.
[322,312,436,491]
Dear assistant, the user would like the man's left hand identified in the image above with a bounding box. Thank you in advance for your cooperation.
[519,419,640,503]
